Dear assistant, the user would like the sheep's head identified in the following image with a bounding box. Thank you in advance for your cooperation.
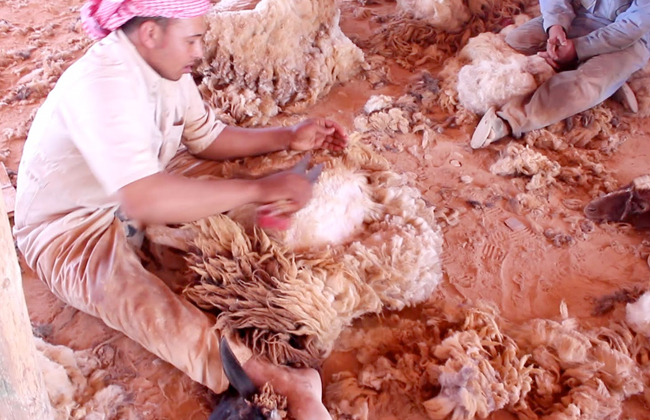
[584,175,650,229]
[209,338,286,420]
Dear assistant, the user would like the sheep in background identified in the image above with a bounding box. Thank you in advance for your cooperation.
[437,19,555,116]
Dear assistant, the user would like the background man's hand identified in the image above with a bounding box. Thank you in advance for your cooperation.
[539,25,577,70]
[290,118,348,152]
[547,25,567,60]
[256,170,313,213]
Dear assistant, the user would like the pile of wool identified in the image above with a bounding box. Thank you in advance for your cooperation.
[146,137,443,367]
[521,104,622,153]
[197,0,365,126]
[490,142,561,191]
[326,301,650,420]
[396,0,471,33]
[353,94,439,150]
[355,0,533,69]
[35,337,126,420]
[437,29,555,116]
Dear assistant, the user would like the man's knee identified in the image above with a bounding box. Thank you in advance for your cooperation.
[505,29,544,55]
[503,17,547,55]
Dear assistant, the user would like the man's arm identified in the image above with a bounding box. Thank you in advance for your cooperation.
[193,125,292,161]
[117,170,311,225]
[179,77,292,160]
[541,0,576,33]
[573,0,650,60]
[180,77,347,161]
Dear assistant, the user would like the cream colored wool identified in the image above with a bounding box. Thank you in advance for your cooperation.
[326,302,648,420]
[147,137,444,367]
[456,32,555,115]
[34,337,126,420]
[490,142,561,191]
[354,94,435,138]
[627,291,650,336]
[396,0,471,33]
[198,0,365,126]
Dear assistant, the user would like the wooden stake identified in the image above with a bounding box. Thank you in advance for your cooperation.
[0,195,53,419]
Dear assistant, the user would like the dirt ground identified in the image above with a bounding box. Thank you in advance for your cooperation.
[2,0,650,419]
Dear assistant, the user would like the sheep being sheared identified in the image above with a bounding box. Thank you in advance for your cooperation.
[197,0,364,126]
[451,30,555,115]
[146,136,444,367]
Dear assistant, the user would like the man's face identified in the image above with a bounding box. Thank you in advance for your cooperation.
[146,16,207,81]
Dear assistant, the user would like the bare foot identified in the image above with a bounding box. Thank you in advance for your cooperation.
[243,358,332,420]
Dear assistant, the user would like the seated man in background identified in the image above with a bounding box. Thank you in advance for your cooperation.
[471,0,650,149]
[13,0,347,418]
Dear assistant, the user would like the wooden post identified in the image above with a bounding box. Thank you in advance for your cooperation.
[0,196,53,419]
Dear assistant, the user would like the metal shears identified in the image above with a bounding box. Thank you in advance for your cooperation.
[255,153,324,230]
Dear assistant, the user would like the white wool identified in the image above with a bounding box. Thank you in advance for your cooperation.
[34,337,125,420]
[626,291,650,336]
[490,142,560,190]
[397,0,471,33]
[458,60,537,114]
[200,0,365,125]
[284,167,376,250]
[455,32,555,115]
[363,95,394,114]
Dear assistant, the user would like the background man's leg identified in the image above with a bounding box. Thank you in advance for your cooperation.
[499,41,650,136]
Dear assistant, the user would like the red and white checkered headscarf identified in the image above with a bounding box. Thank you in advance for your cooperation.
[81,0,211,40]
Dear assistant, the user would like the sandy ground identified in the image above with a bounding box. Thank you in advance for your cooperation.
[2,0,650,419]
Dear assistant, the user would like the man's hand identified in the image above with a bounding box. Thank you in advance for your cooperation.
[547,25,567,60]
[290,118,348,152]
[256,170,313,213]
[539,39,577,69]
[539,25,577,70]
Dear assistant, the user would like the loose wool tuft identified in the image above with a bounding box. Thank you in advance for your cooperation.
[198,0,365,125]
[396,0,471,33]
[627,291,650,336]
[490,142,561,191]
[35,337,126,420]
[326,302,650,420]
[147,138,444,367]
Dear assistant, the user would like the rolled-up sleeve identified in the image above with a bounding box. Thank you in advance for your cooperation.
[574,0,650,60]
[180,76,227,155]
[541,0,577,33]
[59,71,160,196]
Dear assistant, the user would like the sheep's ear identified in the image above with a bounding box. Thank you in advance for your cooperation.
[220,337,258,400]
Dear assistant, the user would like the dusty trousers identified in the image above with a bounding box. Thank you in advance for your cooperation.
[498,15,650,136]
[14,151,251,395]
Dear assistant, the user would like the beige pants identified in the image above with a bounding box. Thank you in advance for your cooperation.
[499,16,650,136]
[20,151,250,395]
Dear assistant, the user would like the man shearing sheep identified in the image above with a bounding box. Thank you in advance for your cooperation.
[13,0,347,418]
